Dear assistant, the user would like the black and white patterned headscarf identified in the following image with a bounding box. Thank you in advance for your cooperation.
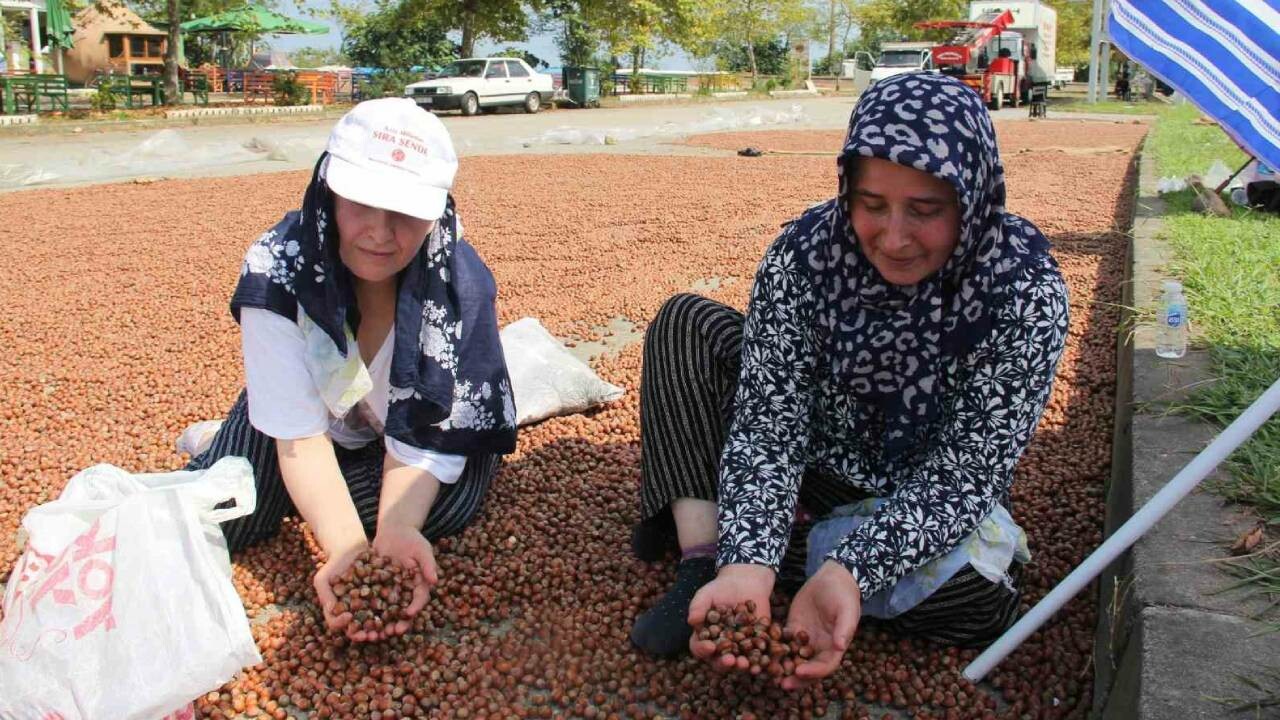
[812,72,1056,459]
[231,154,517,456]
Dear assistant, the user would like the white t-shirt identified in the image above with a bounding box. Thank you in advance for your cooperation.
[240,307,466,484]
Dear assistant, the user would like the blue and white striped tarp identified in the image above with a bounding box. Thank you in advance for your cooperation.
[1109,0,1280,171]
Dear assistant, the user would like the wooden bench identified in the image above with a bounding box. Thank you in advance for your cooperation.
[10,73,70,112]
[243,71,275,103]
[295,70,337,105]
[179,67,211,105]
[94,73,163,108]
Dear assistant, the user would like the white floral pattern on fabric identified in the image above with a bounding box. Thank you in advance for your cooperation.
[715,217,1068,598]
[239,226,305,293]
[440,380,502,431]
[713,73,1070,599]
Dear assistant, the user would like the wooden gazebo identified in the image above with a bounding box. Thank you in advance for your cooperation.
[62,0,167,84]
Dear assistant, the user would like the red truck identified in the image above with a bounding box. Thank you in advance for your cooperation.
[915,9,1024,109]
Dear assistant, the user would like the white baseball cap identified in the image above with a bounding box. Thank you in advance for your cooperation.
[323,97,458,221]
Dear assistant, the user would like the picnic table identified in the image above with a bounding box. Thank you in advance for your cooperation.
[1,74,70,114]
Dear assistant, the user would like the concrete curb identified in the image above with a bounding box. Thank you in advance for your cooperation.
[0,114,37,126]
[616,93,692,104]
[1092,138,1280,718]
[164,104,325,120]
[768,89,819,99]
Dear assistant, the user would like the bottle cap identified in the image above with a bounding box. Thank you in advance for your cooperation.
[1162,280,1183,293]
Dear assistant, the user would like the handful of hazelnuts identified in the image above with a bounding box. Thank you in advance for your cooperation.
[328,549,419,637]
[692,600,814,678]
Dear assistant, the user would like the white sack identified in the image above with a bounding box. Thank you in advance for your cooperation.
[500,317,625,426]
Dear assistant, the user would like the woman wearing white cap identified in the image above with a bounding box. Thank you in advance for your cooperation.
[186,98,517,641]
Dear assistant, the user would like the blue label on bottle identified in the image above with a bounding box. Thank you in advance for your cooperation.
[1166,305,1184,328]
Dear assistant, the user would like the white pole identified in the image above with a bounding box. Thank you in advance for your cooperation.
[964,376,1280,682]
[28,6,41,73]
[1087,0,1104,102]
[0,10,6,72]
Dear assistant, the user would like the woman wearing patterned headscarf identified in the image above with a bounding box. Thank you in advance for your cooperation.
[630,73,1070,683]
[186,99,517,642]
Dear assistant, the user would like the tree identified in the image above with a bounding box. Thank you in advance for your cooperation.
[164,0,180,104]
[491,45,550,68]
[714,37,788,75]
[701,0,811,78]
[402,0,527,58]
[851,0,966,44]
[342,0,457,69]
[1055,1,1092,68]
[533,0,601,67]
[558,0,701,79]
[290,45,348,67]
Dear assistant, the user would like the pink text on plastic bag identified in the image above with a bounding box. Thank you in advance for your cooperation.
[3,516,118,657]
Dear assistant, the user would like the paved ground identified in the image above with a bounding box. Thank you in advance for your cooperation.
[0,97,1102,192]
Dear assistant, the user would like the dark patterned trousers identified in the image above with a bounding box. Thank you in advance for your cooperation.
[637,293,1022,648]
[186,391,500,553]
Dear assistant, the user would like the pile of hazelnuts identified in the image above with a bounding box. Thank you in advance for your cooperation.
[692,600,814,679]
[328,549,419,636]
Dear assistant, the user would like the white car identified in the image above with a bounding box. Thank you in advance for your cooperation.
[405,58,554,115]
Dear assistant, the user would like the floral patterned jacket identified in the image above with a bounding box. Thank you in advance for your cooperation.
[715,216,1069,598]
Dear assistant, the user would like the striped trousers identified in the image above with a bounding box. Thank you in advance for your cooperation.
[637,293,1022,647]
[185,391,499,553]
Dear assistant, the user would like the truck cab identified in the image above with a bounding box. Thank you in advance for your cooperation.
[870,42,935,83]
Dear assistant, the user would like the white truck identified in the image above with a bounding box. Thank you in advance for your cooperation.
[869,41,936,83]
[405,58,554,116]
[967,1,1058,93]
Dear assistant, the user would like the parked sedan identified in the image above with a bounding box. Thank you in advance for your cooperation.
[405,58,554,115]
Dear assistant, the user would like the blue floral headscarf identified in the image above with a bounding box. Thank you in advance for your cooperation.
[811,72,1057,458]
[231,154,517,456]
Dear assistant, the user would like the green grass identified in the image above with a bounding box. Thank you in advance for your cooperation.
[1149,103,1252,178]
[1051,98,1171,116]
[1151,103,1280,615]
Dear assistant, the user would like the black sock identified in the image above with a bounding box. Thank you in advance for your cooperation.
[630,555,716,658]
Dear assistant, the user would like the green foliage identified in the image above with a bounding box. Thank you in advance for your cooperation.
[533,0,604,66]
[714,38,788,75]
[852,0,966,43]
[693,0,811,76]
[1056,1,1093,69]
[408,0,527,57]
[491,46,549,69]
[342,0,458,69]
[289,45,347,68]
[90,84,118,112]
[361,69,424,98]
[272,70,310,105]
[1151,105,1280,599]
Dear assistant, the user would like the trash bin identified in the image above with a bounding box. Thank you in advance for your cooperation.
[563,66,600,108]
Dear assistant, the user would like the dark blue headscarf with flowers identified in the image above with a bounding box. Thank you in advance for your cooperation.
[231,153,517,456]
[809,72,1057,459]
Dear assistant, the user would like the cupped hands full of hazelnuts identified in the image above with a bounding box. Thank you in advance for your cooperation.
[692,600,814,680]
[328,549,420,638]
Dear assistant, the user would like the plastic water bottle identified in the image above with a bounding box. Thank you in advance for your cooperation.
[1156,280,1188,358]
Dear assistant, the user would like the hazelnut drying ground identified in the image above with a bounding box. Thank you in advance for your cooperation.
[0,119,1146,719]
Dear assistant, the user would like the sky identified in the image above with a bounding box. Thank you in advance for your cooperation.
[263,2,704,70]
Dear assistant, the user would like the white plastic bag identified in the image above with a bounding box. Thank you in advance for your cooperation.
[175,419,224,458]
[0,457,262,720]
[500,317,625,426]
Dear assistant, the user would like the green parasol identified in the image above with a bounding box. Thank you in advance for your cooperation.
[45,0,75,50]
[179,4,328,34]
